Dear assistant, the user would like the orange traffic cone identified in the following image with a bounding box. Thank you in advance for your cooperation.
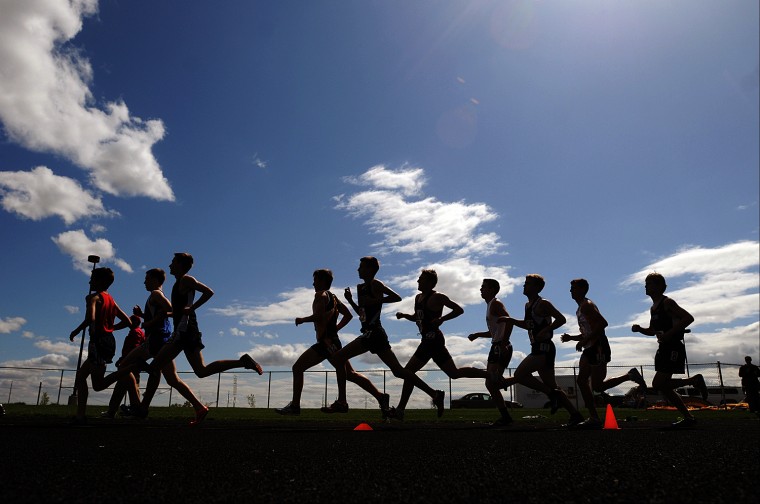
[603,404,620,430]
[354,422,373,431]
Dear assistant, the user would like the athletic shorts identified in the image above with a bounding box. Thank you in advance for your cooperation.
[357,325,392,355]
[169,327,206,354]
[581,337,612,366]
[655,340,686,374]
[88,331,116,366]
[143,330,172,357]
[310,336,343,361]
[529,340,556,367]
[412,332,452,367]
[488,341,513,368]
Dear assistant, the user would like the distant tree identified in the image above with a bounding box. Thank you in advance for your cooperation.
[247,393,256,408]
[39,392,50,406]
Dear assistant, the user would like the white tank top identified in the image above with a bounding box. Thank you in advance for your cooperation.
[486,298,507,344]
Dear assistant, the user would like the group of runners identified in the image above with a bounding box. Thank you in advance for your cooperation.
[69,252,263,425]
[71,253,708,429]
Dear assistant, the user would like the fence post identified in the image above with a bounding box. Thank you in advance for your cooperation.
[449,376,452,409]
[324,371,328,407]
[572,366,579,409]
[57,370,64,405]
[36,382,42,406]
[267,371,272,409]
[7,381,11,403]
[717,361,725,409]
[216,373,222,408]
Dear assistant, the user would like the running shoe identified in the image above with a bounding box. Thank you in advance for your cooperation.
[241,354,264,375]
[577,417,603,430]
[99,410,115,419]
[694,374,708,401]
[379,393,390,419]
[434,390,445,418]
[387,407,405,421]
[628,368,647,392]
[670,417,697,429]
[275,402,301,415]
[190,406,209,426]
[562,413,585,428]
[320,400,349,413]
[121,404,148,419]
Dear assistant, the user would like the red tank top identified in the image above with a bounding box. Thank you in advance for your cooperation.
[93,291,117,334]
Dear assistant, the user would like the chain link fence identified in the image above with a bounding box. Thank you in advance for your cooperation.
[0,361,747,411]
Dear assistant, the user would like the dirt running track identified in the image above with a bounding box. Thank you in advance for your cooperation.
[2,418,759,503]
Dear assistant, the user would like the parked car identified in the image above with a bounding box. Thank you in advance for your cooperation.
[450,392,522,409]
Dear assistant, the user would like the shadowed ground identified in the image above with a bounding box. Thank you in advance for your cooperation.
[2,414,759,503]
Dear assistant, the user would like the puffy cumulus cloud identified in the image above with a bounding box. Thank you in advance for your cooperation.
[336,165,502,257]
[0,166,114,224]
[0,0,173,201]
[64,305,80,314]
[0,316,26,334]
[229,327,245,337]
[211,288,315,327]
[244,343,311,367]
[34,338,81,357]
[52,229,133,274]
[620,241,759,329]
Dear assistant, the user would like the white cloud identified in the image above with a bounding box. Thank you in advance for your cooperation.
[34,338,81,357]
[0,166,113,224]
[0,0,173,200]
[343,164,426,197]
[229,327,246,337]
[90,223,106,234]
[211,287,315,327]
[52,229,133,274]
[0,316,26,334]
[337,165,502,257]
[245,343,312,367]
[251,154,267,169]
[64,305,80,314]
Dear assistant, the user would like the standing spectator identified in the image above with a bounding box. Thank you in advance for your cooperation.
[739,356,760,413]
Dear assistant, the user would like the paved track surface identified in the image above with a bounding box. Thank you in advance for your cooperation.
[3,418,759,503]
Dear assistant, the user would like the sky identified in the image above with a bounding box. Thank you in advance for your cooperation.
[0,0,758,406]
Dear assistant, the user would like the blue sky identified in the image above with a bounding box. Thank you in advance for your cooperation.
[1,0,758,405]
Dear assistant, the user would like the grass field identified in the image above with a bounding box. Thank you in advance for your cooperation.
[2,402,757,426]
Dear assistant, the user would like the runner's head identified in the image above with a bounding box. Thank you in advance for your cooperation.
[170,252,194,275]
[358,256,380,279]
[313,269,333,290]
[481,278,500,300]
[418,269,438,291]
[89,267,115,291]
